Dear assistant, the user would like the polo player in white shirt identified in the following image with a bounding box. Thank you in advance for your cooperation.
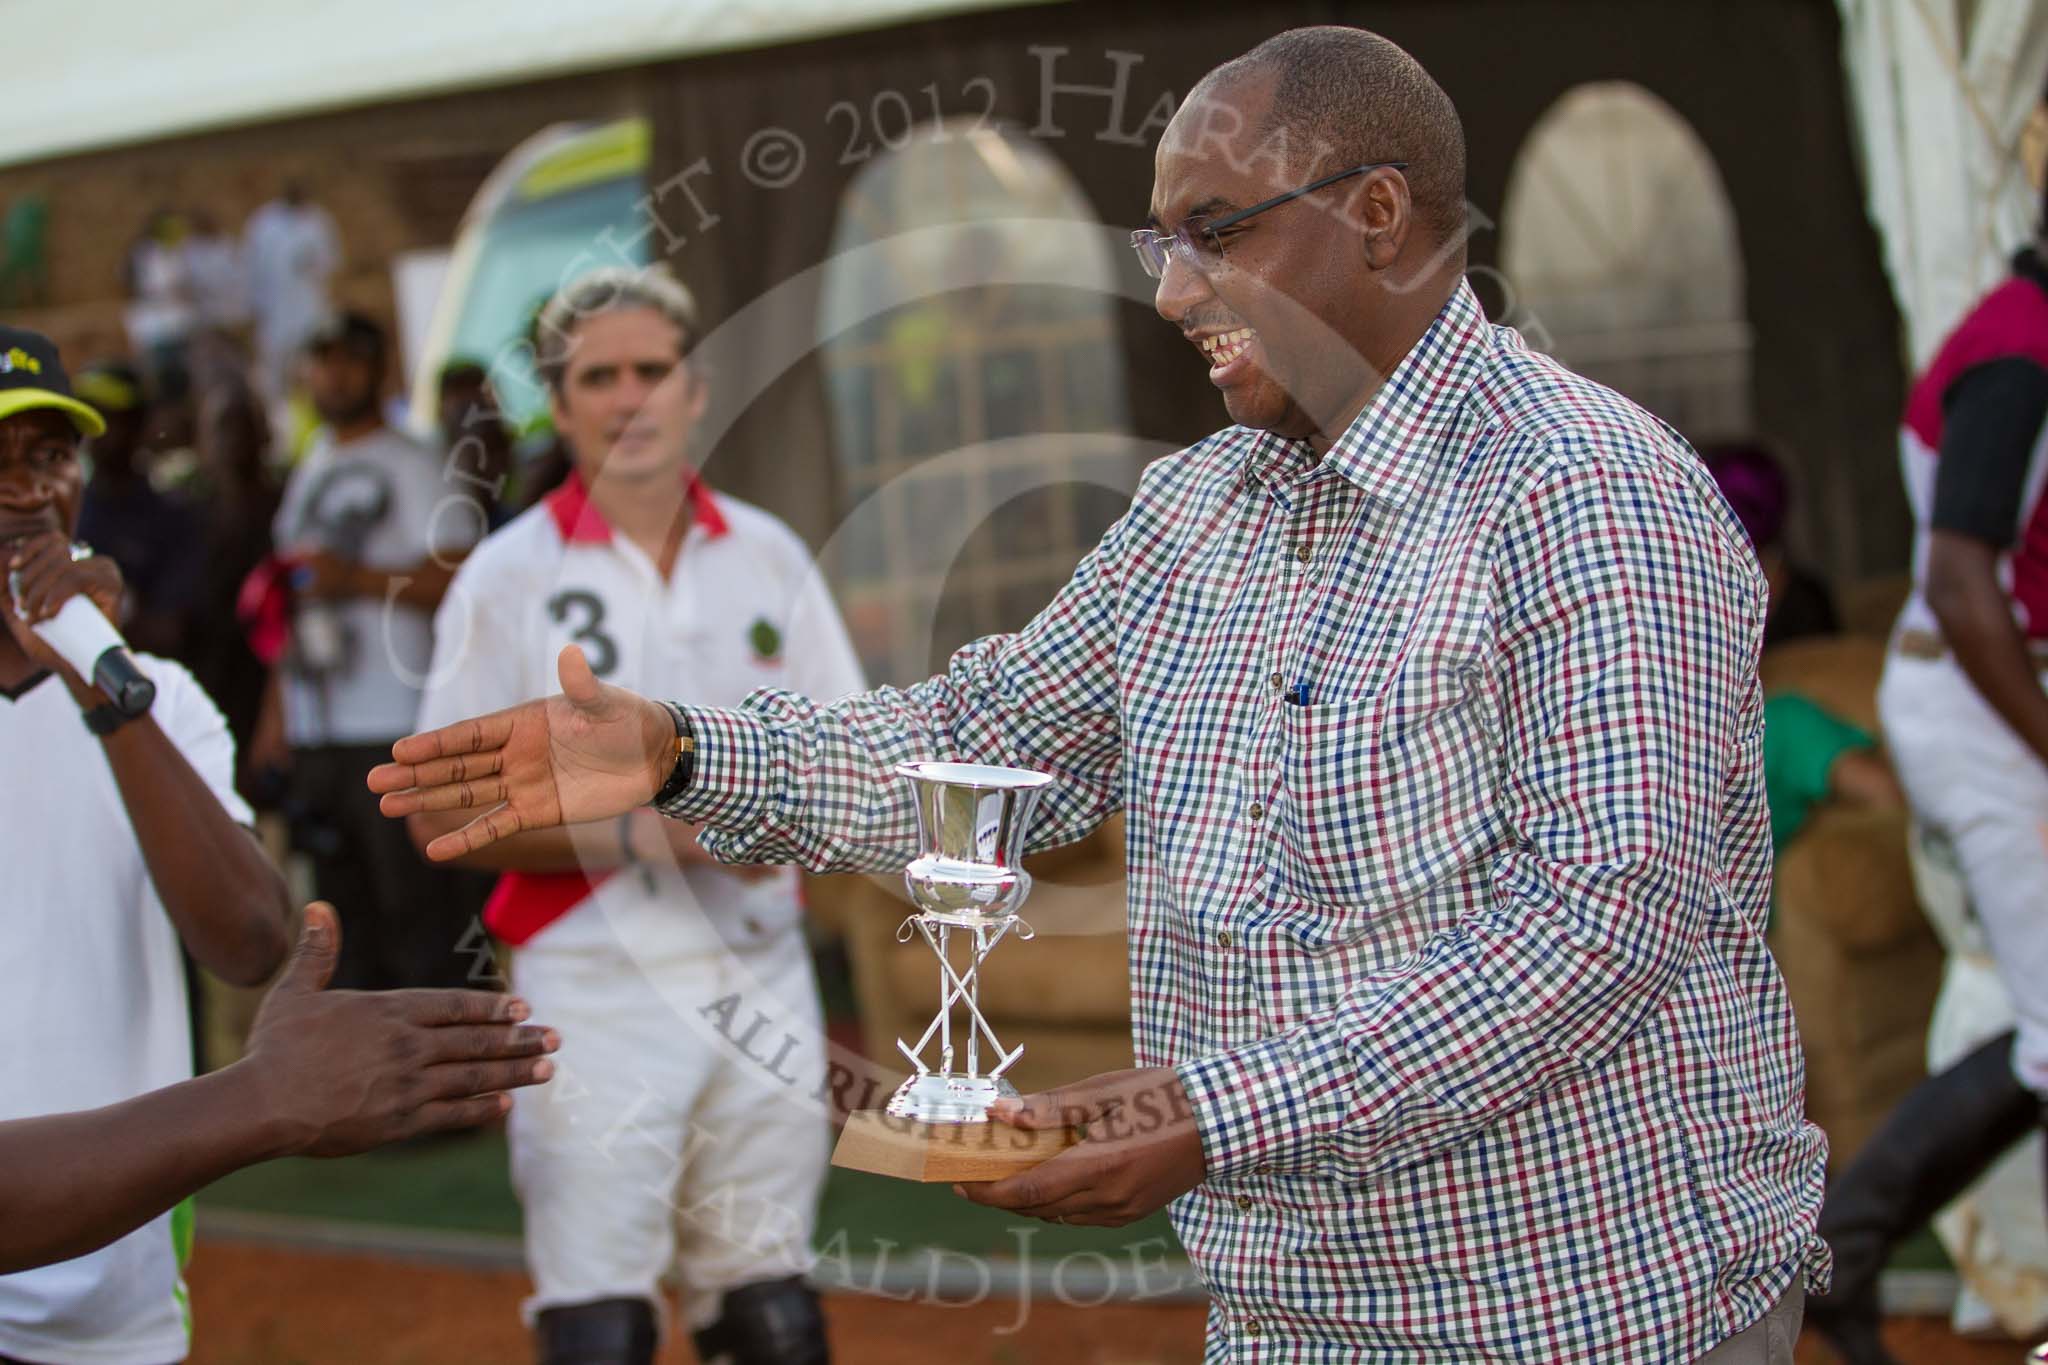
[408,267,862,1365]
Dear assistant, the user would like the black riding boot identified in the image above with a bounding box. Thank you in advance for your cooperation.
[534,1296,658,1365]
[1806,1029,2038,1365]
[691,1276,829,1365]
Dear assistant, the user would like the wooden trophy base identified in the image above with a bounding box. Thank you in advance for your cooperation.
[831,1109,1080,1183]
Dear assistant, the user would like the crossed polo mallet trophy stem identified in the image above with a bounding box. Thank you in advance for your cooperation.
[896,910,1030,1085]
[885,761,1052,1126]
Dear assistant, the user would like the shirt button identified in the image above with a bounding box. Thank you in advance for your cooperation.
[1293,543,1310,563]
[1244,1318,1262,1338]
[1247,802,1263,821]
[1268,670,1284,691]
[1216,929,1234,949]
[1253,1161,1272,1175]
[1234,1194,1254,1213]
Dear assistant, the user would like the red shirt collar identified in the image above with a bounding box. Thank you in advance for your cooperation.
[544,468,728,546]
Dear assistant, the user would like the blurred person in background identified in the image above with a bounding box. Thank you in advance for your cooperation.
[73,359,200,658]
[267,310,483,990]
[510,302,577,512]
[0,324,291,1364]
[186,377,282,794]
[122,209,195,406]
[1702,439,1839,646]
[244,180,340,409]
[437,358,515,531]
[1703,441,1904,890]
[407,268,861,1365]
[181,209,248,335]
[514,429,575,514]
[1808,180,2048,1365]
[1758,691,1902,882]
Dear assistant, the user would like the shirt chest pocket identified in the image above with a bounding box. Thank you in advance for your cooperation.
[1271,657,1499,917]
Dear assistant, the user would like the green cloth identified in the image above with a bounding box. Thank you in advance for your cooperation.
[1763,693,1874,851]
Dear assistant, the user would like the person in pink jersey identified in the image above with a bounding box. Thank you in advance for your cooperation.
[1811,182,2048,1365]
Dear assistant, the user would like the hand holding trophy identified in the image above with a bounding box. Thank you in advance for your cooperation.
[831,761,1083,1181]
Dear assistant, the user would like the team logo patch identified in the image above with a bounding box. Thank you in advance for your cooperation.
[0,347,41,375]
[748,617,783,664]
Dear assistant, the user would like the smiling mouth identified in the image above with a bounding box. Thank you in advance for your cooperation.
[1197,328,1255,369]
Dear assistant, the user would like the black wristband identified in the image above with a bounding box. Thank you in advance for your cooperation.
[650,700,696,812]
[82,700,143,736]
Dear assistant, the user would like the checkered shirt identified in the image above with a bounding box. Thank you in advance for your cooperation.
[664,280,1830,1361]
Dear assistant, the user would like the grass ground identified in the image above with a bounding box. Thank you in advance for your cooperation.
[190,953,1983,1361]
[195,1127,2014,1364]
[199,1124,1963,1272]
[198,1125,1187,1264]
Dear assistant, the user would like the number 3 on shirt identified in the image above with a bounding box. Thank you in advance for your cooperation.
[547,589,619,677]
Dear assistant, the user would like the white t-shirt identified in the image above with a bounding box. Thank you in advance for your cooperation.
[122,241,195,353]
[181,235,248,328]
[275,426,482,746]
[417,478,865,962]
[0,656,252,1365]
[242,200,339,354]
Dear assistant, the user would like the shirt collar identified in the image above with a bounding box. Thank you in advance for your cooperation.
[1318,279,1491,508]
[544,467,728,546]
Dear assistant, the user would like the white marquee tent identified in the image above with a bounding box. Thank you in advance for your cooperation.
[0,0,1044,170]
[1838,0,2048,366]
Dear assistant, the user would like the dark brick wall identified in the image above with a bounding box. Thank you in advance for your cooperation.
[0,68,646,387]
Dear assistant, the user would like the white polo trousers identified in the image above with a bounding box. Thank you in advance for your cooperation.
[508,935,831,1331]
[1879,651,2048,1092]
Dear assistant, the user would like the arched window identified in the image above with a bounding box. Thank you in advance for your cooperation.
[1500,82,1752,442]
[819,122,1138,686]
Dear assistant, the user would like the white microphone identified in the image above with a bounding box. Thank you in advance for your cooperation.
[32,595,156,716]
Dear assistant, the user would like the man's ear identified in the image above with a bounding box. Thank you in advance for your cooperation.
[547,383,571,440]
[1357,172,1411,271]
[680,362,710,425]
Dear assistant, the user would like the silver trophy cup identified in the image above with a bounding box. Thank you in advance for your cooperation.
[887,761,1052,1125]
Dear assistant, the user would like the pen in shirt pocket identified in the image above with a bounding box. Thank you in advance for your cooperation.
[1285,680,1311,706]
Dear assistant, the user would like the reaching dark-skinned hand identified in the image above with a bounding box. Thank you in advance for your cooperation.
[239,903,560,1157]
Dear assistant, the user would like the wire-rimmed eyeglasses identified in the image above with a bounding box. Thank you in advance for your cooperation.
[1129,161,1410,280]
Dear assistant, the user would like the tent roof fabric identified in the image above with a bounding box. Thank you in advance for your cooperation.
[0,0,1042,170]
[1836,0,2048,365]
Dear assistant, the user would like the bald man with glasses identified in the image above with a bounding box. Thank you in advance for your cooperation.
[374,27,1824,1363]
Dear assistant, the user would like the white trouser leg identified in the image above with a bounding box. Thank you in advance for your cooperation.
[510,948,713,1324]
[1880,654,2048,1092]
[508,937,831,1330]
[667,937,830,1329]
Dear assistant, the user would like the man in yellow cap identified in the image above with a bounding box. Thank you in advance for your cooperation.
[0,323,292,1364]
[0,326,105,437]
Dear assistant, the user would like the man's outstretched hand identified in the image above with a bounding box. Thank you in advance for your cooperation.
[0,902,561,1276]
[954,1067,1209,1227]
[240,903,560,1156]
[368,645,675,862]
